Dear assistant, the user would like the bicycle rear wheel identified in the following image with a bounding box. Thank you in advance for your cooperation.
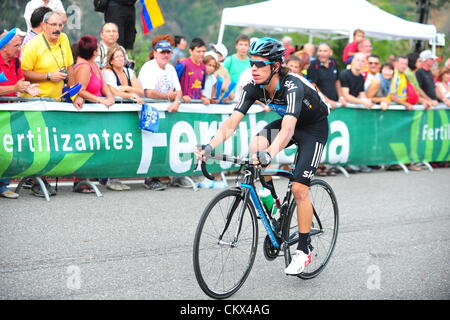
[283,179,338,279]
[193,188,258,299]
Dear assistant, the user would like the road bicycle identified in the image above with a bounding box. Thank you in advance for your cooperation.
[193,153,339,299]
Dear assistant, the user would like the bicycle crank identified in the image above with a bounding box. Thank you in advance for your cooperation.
[263,235,281,261]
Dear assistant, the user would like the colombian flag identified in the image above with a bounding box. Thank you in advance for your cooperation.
[60,83,82,102]
[140,0,165,34]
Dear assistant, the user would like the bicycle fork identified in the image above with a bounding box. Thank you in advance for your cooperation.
[217,188,249,248]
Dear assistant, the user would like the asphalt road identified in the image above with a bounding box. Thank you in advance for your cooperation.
[0,168,449,300]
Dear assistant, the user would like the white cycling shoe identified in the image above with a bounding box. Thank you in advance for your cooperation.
[284,250,312,275]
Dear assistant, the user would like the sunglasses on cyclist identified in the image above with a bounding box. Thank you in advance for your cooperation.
[250,60,274,68]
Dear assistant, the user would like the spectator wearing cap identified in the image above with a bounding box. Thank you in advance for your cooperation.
[24,0,67,31]
[0,31,41,200]
[170,35,187,66]
[22,6,53,48]
[138,35,183,191]
[0,31,39,98]
[415,50,439,107]
[1,30,41,198]
[405,52,435,109]
[307,42,344,109]
[175,37,206,103]
[138,35,182,112]
[223,34,251,93]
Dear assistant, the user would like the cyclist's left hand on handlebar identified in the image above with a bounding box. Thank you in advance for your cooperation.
[254,151,272,167]
[195,144,213,162]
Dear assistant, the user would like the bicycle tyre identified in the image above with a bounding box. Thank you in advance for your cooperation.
[193,188,258,299]
[283,179,339,279]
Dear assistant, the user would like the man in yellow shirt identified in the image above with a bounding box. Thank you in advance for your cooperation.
[389,55,412,110]
[21,11,82,108]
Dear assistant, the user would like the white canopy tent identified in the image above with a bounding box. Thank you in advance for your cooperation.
[217,0,438,51]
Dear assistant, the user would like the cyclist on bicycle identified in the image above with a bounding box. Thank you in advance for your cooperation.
[195,37,330,275]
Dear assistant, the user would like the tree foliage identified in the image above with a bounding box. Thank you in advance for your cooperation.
[1,0,448,69]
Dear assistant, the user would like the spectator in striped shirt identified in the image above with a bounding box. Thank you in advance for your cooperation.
[175,37,206,103]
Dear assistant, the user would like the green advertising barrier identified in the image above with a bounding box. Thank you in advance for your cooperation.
[0,102,450,179]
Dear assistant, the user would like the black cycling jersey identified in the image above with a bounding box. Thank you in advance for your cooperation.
[234,73,330,127]
[234,72,330,186]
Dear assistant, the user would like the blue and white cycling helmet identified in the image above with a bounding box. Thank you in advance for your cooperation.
[249,37,286,62]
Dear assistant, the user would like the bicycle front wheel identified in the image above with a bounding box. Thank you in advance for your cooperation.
[284,179,339,279]
[193,188,258,299]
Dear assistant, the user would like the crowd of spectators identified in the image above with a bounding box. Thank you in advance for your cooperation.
[1,2,449,199]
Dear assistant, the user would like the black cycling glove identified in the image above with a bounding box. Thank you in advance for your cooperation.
[256,151,272,167]
[196,144,213,157]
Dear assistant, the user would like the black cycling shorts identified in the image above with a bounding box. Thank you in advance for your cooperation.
[256,118,329,186]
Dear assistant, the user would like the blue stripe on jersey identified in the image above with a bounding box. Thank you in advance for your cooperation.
[268,104,287,116]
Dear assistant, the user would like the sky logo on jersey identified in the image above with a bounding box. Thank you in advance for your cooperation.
[268,104,287,116]
[284,80,298,91]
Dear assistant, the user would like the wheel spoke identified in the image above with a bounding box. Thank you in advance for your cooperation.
[193,189,258,298]
[284,180,338,279]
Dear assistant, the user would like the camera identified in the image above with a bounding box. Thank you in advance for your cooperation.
[125,60,135,70]
[60,68,68,84]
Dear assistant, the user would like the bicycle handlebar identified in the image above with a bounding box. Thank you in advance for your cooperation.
[200,154,252,181]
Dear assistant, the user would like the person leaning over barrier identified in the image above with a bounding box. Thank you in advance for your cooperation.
[1,30,41,198]
[73,35,121,192]
[390,55,415,111]
[138,35,185,190]
[74,35,115,108]
[102,44,144,104]
[175,37,207,103]
[367,62,394,111]
[21,11,83,108]
[339,52,373,174]
[415,50,440,108]
[436,67,450,107]
[339,52,374,109]
[0,31,41,199]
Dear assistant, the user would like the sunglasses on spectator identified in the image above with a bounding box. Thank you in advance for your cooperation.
[250,60,274,68]
[368,62,380,65]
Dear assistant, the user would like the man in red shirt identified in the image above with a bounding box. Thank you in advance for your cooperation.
[0,32,39,199]
[0,33,39,97]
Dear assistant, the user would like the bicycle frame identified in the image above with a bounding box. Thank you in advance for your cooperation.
[199,155,307,252]
[239,167,297,250]
[241,183,280,248]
